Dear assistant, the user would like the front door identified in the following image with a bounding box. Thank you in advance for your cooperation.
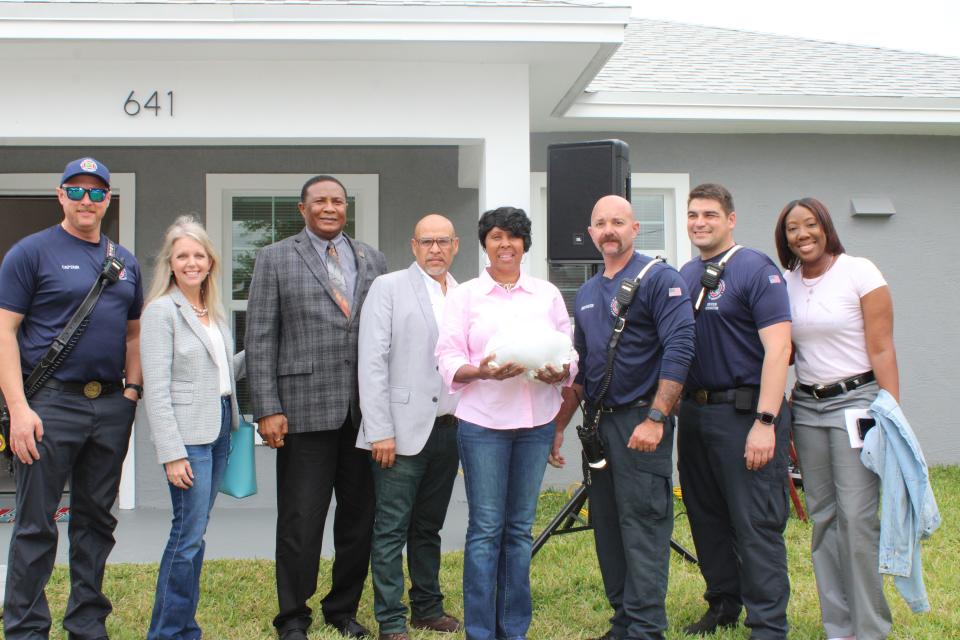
[0,195,120,495]
[0,195,120,258]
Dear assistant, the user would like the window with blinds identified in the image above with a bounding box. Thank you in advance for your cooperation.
[230,195,356,415]
[632,194,666,253]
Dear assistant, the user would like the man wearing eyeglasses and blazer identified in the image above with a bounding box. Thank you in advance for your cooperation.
[246,175,388,640]
[0,157,144,639]
[357,215,463,640]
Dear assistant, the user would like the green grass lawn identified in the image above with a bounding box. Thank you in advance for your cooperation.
[38,466,959,639]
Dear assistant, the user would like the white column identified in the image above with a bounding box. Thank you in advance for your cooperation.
[476,79,530,273]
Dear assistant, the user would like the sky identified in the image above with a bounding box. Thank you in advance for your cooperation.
[630,0,960,58]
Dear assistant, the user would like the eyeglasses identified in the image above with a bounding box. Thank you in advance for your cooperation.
[415,237,455,249]
[62,186,109,203]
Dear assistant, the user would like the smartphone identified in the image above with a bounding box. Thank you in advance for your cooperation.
[857,418,876,440]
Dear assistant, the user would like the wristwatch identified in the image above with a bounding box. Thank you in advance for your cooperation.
[647,408,668,424]
[124,383,143,400]
[755,411,776,425]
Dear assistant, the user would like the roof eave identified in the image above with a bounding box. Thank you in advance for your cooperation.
[0,1,631,42]
[550,90,960,134]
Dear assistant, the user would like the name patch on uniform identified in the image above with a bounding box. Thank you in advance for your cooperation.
[580,303,594,311]
[768,274,782,284]
[61,264,80,270]
[668,287,682,297]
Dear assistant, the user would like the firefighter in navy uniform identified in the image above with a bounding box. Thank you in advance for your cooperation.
[557,195,695,640]
[677,184,792,639]
[0,157,143,639]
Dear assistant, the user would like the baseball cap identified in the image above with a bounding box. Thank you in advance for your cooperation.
[60,157,111,188]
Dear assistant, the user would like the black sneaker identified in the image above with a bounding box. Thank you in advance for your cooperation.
[682,604,740,636]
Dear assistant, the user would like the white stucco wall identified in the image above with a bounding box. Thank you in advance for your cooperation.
[2,58,530,215]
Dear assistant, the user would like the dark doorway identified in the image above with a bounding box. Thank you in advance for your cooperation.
[0,195,120,495]
[0,195,120,260]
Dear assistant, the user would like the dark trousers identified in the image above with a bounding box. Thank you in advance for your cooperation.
[677,400,791,640]
[273,416,374,634]
[3,387,135,640]
[591,406,674,640]
[370,417,459,634]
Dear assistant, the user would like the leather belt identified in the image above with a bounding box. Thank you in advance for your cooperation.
[686,388,739,406]
[592,396,652,414]
[796,371,875,400]
[40,378,123,399]
[435,414,458,428]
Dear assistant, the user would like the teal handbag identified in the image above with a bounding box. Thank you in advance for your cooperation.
[219,415,258,498]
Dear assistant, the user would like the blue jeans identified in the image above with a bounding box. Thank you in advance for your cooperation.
[147,396,231,640]
[457,420,554,640]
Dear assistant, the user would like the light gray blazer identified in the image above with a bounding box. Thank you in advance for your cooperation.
[138,288,240,465]
[357,263,459,456]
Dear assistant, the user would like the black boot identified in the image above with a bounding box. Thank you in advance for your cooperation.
[682,602,740,636]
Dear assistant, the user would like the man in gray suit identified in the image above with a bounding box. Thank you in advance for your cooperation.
[246,175,388,640]
[357,214,463,640]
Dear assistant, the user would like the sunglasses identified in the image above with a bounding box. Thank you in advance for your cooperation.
[62,186,109,203]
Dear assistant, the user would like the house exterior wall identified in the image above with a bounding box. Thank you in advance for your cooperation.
[0,145,479,508]
[533,131,960,465]
[3,131,957,507]
[2,55,532,265]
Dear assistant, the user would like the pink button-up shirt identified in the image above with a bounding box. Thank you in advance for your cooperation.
[435,268,577,430]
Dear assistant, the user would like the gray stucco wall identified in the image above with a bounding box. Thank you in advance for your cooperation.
[533,132,960,465]
[4,133,958,508]
[0,145,479,508]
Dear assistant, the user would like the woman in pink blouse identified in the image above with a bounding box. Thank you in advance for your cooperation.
[436,207,575,640]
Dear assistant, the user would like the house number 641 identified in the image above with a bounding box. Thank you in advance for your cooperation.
[123,91,174,117]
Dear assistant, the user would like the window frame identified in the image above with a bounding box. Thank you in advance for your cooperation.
[0,172,138,509]
[205,173,379,427]
[529,171,690,271]
[206,173,379,319]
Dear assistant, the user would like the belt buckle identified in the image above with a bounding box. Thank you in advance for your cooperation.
[693,389,709,405]
[811,384,826,400]
[82,381,102,399]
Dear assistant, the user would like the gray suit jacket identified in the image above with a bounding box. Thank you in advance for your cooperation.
[246,229,387,433]
[357,263,460,456]
[138,288,241,465]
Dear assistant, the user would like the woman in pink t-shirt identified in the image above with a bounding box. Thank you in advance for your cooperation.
[435,207,575,640]
[774,197,899,640]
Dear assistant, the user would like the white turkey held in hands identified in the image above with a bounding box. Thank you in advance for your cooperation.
[484,325,573,378]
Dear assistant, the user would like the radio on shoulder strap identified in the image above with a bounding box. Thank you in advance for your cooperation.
[694,244,742,314]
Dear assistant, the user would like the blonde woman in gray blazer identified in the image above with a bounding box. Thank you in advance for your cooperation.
[138,216,240,640]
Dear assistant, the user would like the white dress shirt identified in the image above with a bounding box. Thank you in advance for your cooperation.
[416,264,459,417]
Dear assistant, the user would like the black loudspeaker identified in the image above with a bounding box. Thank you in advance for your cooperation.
[547,140,630,262]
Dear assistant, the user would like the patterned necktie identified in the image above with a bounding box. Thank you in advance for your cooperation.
[325,241,351,317]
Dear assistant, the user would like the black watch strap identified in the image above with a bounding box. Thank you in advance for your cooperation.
[756,411,776,425]
[124,383,143,399]
[647,408,667,424]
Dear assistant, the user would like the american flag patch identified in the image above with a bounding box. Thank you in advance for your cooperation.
[668,287,682,297]
[768,275,781,284]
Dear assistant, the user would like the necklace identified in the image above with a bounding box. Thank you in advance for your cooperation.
[495,281,516,292]
[190,303,209,318]
[800,254,837,288]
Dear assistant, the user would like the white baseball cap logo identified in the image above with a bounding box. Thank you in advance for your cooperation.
[79,158,98,172]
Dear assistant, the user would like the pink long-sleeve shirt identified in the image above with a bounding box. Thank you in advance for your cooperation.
[435,268,577,430]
